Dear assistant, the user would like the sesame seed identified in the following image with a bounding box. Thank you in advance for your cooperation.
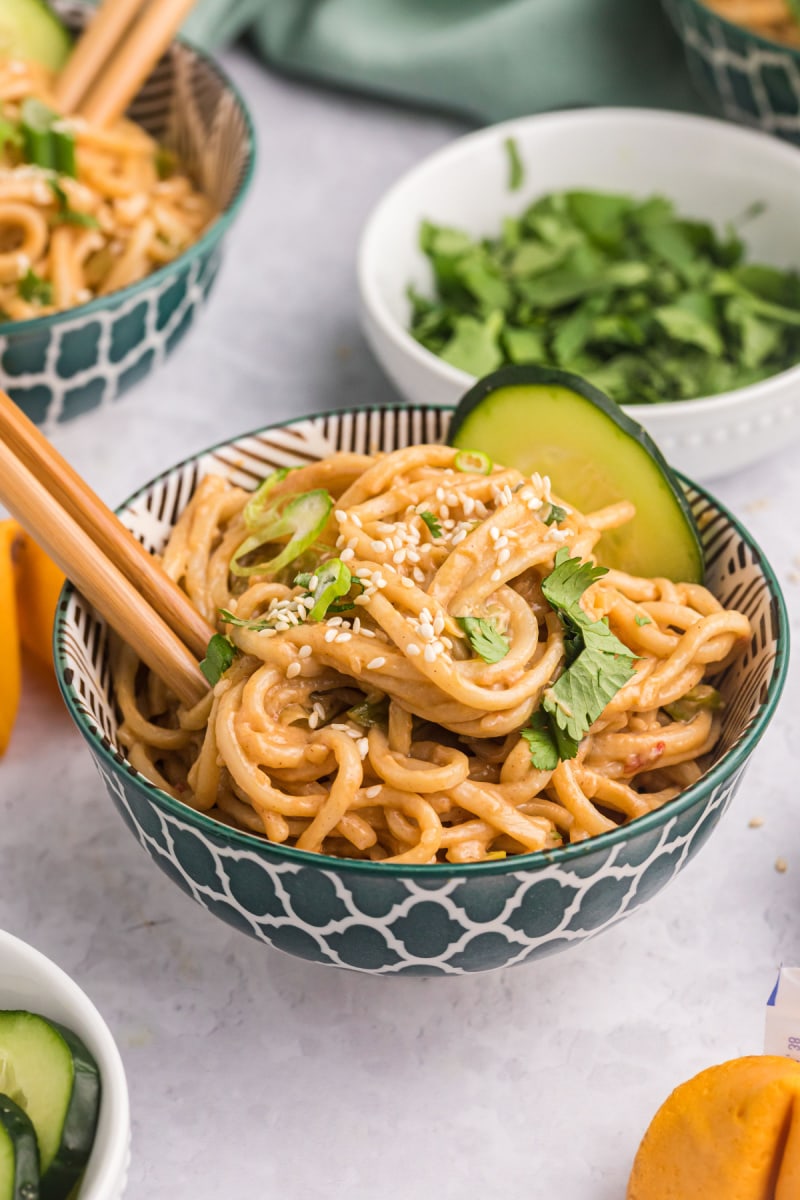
[424,644,437,663]
[407,643,420,656]
[324,628,338,642]
[286,662,302,679]
[308,712,319,729]
[353,617,361,633]
[367,656,386,670]
[433,614,445,635]
[354,595,370,606]
[274,620,290,632]
[351,513,363,528]
[495,535,509,549]
[490,526,500,540]
[451,530,467,546]
[413,567,425,583]
[463,497,475,516]
[436,487,445,502]
[446,492,459,507]
[365,784,382,799]
[420,622,434,641]
[362,628,376,638]
[491,569,502,582]
[347,537,358,550]
[336,631,352,643]
[401,577,414,589]
[308,575,319,591]
[393,549,406,564]
[372,540,387,553]
[357,738,369,758]
[748,816,764,828]
[335,509,347,522]
[299,645,312,658]
[407,549,421,564]
[497,547,511,565]
[340,548,355,562]
[440,505,450,520]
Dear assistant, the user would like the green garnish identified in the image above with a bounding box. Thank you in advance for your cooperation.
[347,695,390,729]
[504,136,525,192]
[419,510,442,537]
[664,685,723,723]
[454,449,492,474]
[154,145,177,179]
[523,548,637,764]
[520,710,560,771]
[634,614,652,627]
[199,633,237,685]
[218,608,272,632]
[543,502,568,526]
[18,268,52,306]
[456,615,510,664]
[20,99,76,176]
[0,114,22,154]
[231,480,333,578]
[48,179,100,228]
[306,558,353,621]
[410,190,800,404]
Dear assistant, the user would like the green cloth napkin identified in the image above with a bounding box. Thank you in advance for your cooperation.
[183,0,702,123]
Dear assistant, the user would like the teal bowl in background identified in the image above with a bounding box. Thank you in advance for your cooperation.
[54,407,789,976]
[0,1,255,430]
[663,0,800,142]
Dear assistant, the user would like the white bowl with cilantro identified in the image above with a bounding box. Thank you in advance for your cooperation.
[0,930,130,1200]
[358,107,800,480]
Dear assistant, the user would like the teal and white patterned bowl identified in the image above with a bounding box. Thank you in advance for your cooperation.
[0,1,255,429]
[663,0,800,143]
[54,407,789,976]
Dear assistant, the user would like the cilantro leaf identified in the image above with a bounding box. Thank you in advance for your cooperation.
[18,268,52,306]
[504,136,525,192]
[634,614,652,626]
[541,546,608,615]
[456,616,510,664]
[543,503,568,526]
[520,710,560,770]
[199,634,237,685]
[419,510,442,538]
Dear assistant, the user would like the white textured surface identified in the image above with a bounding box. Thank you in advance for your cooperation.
[1,48,799,1200]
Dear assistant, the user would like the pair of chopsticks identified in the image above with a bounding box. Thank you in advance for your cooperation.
[54,0,198,127]
[0,391,212,707]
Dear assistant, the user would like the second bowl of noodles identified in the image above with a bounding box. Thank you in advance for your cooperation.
[54,406,788,976]
[0,0,254,429]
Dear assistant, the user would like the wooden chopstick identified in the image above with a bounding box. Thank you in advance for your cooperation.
[0,439,207,708]
[0,391,214,662]
[53,0,145,115]
[56,0,198,128]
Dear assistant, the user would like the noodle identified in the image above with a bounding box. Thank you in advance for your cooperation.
[0,58,214,320]
[702,0,800,46]
[114,447,751,864]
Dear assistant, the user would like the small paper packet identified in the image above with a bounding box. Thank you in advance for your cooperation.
[765,967,800,1062]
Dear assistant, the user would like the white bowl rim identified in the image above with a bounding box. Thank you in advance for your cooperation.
[357,105,800,417]
[0,928,130,1200]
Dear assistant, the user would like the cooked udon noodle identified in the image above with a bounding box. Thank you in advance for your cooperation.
[703,0,800,46]
[115,446,751,864]
[0,58,214,320]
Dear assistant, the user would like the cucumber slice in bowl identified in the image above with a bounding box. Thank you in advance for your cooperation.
[448,364,704,583]
[0,0,72,72]
[0,1093,39,1200]
[0,1013,100,1200]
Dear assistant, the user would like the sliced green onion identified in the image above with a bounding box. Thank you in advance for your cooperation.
[52,123,77,177]
[218,608,273,632]
[231,489,333,578]
[20,99,78,175]
[242,467,292,528]
[307,558,352,621]
[543,502,568,527]
[347,695,389,729]
[664,685,723,723]
[454,449,492,475]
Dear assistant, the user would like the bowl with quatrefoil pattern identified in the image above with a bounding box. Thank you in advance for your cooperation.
[54,405,788,976]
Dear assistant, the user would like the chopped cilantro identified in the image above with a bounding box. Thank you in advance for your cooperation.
[419,510,442,538]
[18,268,53,306]
[523,548,637,765]
[521,710,560,771]
[634,614,652,626]
[544,502,568,526]
[456,615,510,664]
[48,179,100,228]
[199,633,237,685]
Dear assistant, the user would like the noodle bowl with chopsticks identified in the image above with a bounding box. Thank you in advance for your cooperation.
[0,56,214,322]
[113,445,751,865]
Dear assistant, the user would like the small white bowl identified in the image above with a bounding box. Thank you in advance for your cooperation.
[0,930,130,1200]
[358,108,800,480]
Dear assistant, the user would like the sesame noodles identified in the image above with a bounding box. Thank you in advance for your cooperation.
[114,445,751,864]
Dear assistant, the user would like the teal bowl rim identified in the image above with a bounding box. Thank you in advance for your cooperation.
[54,403,790,878]
[671,0,800,59]
[0,21,256,340]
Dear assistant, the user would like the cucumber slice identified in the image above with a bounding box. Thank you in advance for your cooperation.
[448,364,704,583]
[0,0,72,72]
[0,1093,40,1200]
[0,1013,100,1200]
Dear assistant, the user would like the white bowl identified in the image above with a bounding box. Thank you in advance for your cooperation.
[358,107,800,481]
[0,930,130,1200]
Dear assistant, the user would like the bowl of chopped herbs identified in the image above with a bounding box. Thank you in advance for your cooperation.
[358,108,800,480]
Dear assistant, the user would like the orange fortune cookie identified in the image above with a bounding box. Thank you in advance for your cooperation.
[627,1056,800,1200]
